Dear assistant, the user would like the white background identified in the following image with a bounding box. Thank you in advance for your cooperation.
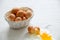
[0,0,60,40]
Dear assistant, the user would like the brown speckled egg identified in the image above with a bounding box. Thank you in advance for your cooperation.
[11,8,19,14]
[16,10,25,17]
[7,14,16,21]
[15,17,22,22]
[22,17,27,20]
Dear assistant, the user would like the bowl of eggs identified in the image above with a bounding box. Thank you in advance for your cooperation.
[5,7,33,29]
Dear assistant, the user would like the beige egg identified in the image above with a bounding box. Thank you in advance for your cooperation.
[20,7,28,12]
[22,17,27,20]
[11,8,19,14]
[16,10,25,17]
[20,8,27,12]
[34,27,40,35]
[24,11,32,19]
[15,17,22,22]
[34,27,40,31]
[7,14,16,21]
[20,7,33,12]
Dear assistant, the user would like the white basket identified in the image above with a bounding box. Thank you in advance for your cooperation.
[5,10,33,29]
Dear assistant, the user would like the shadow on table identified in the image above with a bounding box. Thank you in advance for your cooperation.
[7,27,27,40]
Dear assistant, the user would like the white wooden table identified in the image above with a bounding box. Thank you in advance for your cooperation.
[0,0,60,40]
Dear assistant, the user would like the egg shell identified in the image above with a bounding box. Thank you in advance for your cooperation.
[15,17,22,22]
[24,11,32,19]
[34,27,40,35]
[7,14,16,21]
[20,7,29,12]
[34,27,40,31]
[16,10,26,17]
[20,7,33,12]
[22,17,27,20]
[28,26,35,34]
[11,8,19,15]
